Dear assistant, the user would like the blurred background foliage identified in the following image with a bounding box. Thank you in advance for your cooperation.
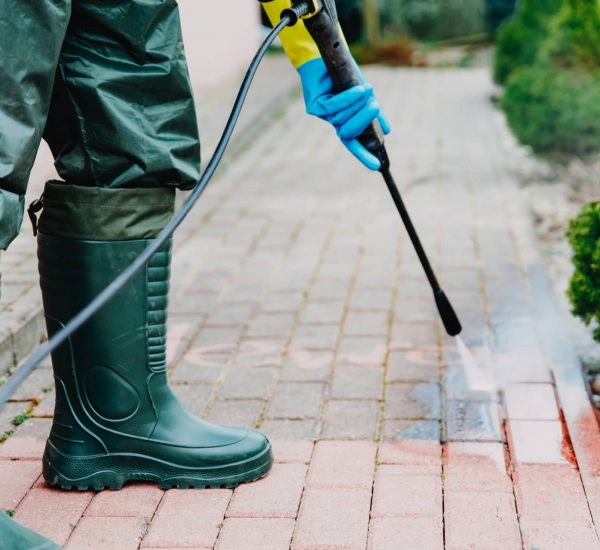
[493,0,563,84]
[493,0,600,343]
[497,0,600,158]
[336,0,516,44]
[335,0,515,66]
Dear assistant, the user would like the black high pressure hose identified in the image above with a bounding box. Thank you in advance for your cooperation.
[0,5,310,407]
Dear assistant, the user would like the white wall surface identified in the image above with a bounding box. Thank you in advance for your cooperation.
[178,0,262,92]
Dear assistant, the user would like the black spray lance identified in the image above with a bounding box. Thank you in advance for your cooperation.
[284,0,462,336]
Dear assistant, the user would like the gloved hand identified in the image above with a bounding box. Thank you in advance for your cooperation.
[298,57,391,170]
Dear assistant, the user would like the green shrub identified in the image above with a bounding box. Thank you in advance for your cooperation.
[500,0,600,155]
[501,67,600,156]
[567,202,600,343]
[493,0,563,84]
[540,0,600,70]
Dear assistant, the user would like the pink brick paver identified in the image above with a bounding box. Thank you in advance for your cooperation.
[371,466,442,518]
[0,459,41,509]
[3,68,600,549]
[226,463,307,518]
[520,520,600,550]
[292,488,372,550]
[368,517,443,550]
[444,491,521,550]
[14,487,93,546]
[513,465,592,522]
[377,440,442,471]
[65,516,147,550]
[215,518,295,550]
[444,442,512,493]
[85,484,164,519]
[141,489,231,548]
[306,440,377,489]
[270,440,314,464]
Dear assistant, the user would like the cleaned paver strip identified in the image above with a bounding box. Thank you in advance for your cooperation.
[1,67,600,548]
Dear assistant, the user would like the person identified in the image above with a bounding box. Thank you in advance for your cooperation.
[0,0,388,545]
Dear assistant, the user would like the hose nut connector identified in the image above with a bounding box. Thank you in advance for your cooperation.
[282,0,320,25]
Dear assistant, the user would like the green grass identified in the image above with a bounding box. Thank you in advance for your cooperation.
[0,430,14,443]
[11,412,31,427]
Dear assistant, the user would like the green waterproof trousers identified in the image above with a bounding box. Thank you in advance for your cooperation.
[0,0,201,250]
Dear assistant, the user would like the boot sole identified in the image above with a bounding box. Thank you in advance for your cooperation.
[42,440,273,491]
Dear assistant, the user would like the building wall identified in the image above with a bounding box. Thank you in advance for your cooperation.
[178,0,262,92]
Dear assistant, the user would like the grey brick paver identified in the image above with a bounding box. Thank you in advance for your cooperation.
[289,323,339,350]
[0,401,29,434]
[343,311,390,337]
[384,382,442,420]
[170,384,213,415]
[446,400,502,442]
[383,420,442,442]
[8,367,53,402]
[386,350,439,382]
[330,365,384,400]
[261,419,319,440]
[321,400,380,440]
[218,367,278,400]
[266,382,325,420]
[206,399,264,428]
[279,351,333,382]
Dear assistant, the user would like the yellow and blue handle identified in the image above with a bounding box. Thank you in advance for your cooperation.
[261,0,390,170]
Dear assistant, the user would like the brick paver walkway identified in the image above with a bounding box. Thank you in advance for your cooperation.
[2,67,600,549]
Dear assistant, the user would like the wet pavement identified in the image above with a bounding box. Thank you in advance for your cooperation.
[1,66,599,549]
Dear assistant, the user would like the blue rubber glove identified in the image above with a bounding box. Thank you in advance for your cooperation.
[298,57,391,170]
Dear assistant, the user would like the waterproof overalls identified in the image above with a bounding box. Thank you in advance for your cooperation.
[1,0,200,249]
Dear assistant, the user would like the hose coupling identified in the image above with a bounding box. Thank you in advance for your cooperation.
[282,0,320,25]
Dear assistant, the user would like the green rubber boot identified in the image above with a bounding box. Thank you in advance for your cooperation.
[0,512,61,550]
[36,183,272,491]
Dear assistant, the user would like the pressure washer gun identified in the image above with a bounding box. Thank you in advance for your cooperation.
[292,0,388,162]
[279,0,463,336]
